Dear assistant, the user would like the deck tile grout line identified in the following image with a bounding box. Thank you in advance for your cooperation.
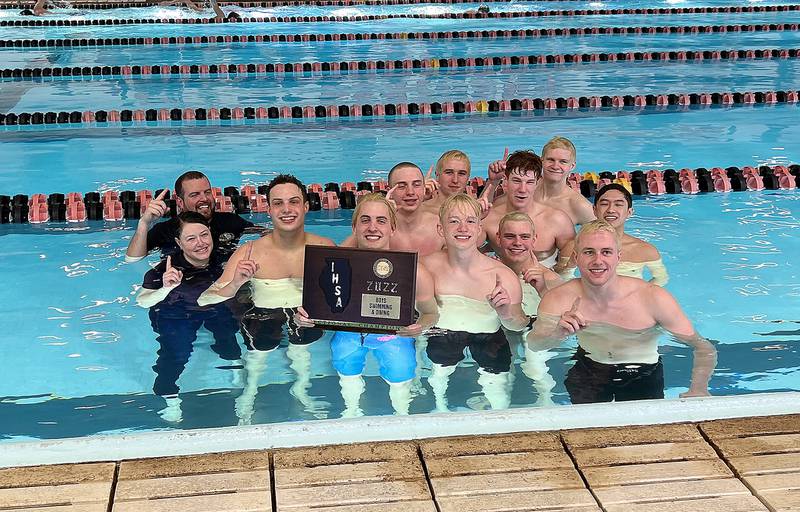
[558,432,607,512]
[269,451,278,512]
[695,423,776,512]
[106,461,120,512]
[416,444,442,512]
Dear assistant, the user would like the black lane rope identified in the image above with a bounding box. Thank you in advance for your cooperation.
[1,88,797,126]
[3,22,799,48]
[3,4,798,26]
[3,47,797,80]
[0,0,586,9]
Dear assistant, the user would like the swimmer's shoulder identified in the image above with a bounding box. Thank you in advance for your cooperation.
[306,233,336,246]
[568,192,596,225]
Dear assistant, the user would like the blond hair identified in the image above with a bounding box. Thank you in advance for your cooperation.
[438,193,481,223]
[498,211,536,235]
[352,192,397,230]
[575,220,620,249]
[542,136,576,162]
[435,150,471,176]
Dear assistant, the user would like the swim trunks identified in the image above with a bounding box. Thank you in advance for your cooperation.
[426,329,511,374]
[331,331,416,383]
[564,347,664,404]
[239,306,323,352]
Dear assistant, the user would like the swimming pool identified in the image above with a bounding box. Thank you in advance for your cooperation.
[1,0,799,444]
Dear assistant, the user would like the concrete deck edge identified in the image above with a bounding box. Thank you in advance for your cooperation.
[3,391,799,468]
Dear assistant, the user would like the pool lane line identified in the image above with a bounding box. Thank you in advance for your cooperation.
[1,88,798,127]
[4,22,799,48]
[4,47,799,80]
[3,4,798,26]
[0,0,585,9]
[4,165,798,224]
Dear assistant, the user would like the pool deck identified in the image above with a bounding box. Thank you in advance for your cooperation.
[1,413,798,511]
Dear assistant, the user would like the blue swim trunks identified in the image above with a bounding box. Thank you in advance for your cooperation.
[330,331,416,383]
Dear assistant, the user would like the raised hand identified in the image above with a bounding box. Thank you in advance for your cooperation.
[487,273,511,313]
[487,147,509,184]
[558,297,587,335]
[522,249,545,288]
[142,188,169,225]
[423,164,439,201]
[162,255,183,287]
[232,242,259,286]
[385,184,400,210]
[477,180,497,219]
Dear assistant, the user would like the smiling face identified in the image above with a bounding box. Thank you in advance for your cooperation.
[506,169,538,211]
[439,204,481,250]
[268,182,308,231]
[437,157,470,198]
[575,230,620,287]
[354,201,394,250]
[497,219,536,265]
[542,147,576,185]
[594,189,632,229]
[176,222,213,266]
[389,165,425,213]
[176,177,214,219]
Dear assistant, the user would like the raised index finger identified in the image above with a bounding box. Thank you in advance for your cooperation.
[165,255,172,271]
[425,164,435,180]
[386,184,400,200]
[503,147,509,161]
[245,241,253,261]
[528,248,539,265]
[495,272,502,287]
[569,297,581,313]
[155,188,169,201]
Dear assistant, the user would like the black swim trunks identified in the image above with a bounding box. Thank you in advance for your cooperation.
[239,306,323,352]
[565,347,664,404]
[426,329,511,374]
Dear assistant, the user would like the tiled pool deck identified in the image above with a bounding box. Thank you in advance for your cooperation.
[1,414,798,511]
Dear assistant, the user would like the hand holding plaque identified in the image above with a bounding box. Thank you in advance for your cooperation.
[301,245,418,333]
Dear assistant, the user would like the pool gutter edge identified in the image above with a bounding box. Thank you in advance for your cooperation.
[3,391,799,468]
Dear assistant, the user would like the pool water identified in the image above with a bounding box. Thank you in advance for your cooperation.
[1,0,799,442]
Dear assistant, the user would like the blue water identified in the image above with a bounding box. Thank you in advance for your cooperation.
[0,105,797,194]
[5,31,800,70]
[2,0,798,23]
[4,10,800,40]
[0,192,798,440]
[1,0,799,442]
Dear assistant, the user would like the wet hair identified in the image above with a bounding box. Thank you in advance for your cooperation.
[20,8,34,14]
[498,211,536,235]
[226,11,240,19]
[477,4,490,13]
[352,192,397,230]
[174,170,209,199]
[176,211,211,238]
[435,150,471,177]
[542,136,577,162]
[265,173,308,202]
[387,162,422,185]
[505,150,542,179]
[438,193,481,223]
[594,183,633,209]
[575,220,620,250]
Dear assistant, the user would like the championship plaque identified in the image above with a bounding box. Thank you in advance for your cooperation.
[302,245,417,333]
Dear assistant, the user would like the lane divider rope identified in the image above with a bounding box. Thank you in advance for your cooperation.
[3,165,798,223]
[3,4,799,26]
[0,0,586,9]
[3,47,798,80]
[1,89,798,126]
[3,22,799,48]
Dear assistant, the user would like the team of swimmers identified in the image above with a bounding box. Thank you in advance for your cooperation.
[130,135,717,422]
